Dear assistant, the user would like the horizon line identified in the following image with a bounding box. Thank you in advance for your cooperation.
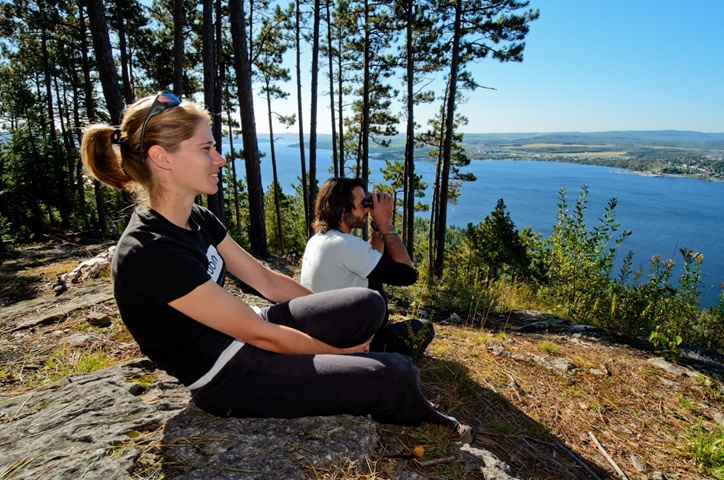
[252,129,724,136]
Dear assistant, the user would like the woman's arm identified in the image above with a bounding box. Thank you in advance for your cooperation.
[169,280,371,354]
[217,234,312,303]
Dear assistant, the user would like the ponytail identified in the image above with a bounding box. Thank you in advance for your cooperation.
[80,125,134,191]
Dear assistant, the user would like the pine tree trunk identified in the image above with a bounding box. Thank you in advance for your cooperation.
[307,0,321,237]
[230,0,267,256]
[433,0,462,279]
[402,0,415,257]
[295,0,309,234]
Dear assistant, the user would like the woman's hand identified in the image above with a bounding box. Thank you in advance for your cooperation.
[337,336,374,354]
[171,280,344,355]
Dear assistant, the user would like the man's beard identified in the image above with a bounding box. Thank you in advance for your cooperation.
[343,211,367,229]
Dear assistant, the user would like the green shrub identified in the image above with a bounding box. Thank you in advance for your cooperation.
[426,185,724,356]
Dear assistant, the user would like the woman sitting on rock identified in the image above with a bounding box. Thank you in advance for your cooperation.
[79,91,473,443]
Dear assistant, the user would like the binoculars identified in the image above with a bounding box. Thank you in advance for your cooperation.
[362,193,380,208]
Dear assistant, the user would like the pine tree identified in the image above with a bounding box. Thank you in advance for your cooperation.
[465,198,531,281]
[429,0,538,278]
[254,5,294,253]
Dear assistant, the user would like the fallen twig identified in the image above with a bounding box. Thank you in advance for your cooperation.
[512,435,602,480]
[506,372,524,400]
[520,438,568,472]
[588,431,628,480]
[11,393,33,421]
[416,455,458,467]
[549,439,602,480]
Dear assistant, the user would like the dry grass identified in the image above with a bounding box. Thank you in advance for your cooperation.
[555,151,629,158]
[0,242,139,394]
[417,320,724,479]
[511,143,612,149]
[2,242,722,479]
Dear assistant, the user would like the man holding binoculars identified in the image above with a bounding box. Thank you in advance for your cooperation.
[300,177,434,356]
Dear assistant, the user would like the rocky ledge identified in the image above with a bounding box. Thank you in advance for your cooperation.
[0,357,511,480]
[1,357,384,479]
[0,248,513,480]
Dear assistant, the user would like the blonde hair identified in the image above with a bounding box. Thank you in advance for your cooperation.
[80,95,210,203]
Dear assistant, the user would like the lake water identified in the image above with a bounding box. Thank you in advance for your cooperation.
[226,137,724,307]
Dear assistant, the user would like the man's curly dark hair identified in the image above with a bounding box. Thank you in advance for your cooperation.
[312,177,367,234]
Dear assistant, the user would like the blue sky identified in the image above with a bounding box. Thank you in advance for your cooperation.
[254,1,724,135]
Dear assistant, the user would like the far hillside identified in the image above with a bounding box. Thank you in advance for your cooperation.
[462,130,724,149]
[353,130,724,180]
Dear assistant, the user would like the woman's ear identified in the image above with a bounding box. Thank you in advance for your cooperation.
[147,145,171,170]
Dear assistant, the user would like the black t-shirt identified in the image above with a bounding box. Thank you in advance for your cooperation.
[112,204,232,386]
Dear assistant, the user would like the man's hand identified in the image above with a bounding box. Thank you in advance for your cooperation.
[370,192,395,233]
[367,192,414,268]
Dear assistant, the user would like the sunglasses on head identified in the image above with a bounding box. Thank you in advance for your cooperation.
[139,90,182,152]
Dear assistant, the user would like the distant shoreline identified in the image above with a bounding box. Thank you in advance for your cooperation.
[238,130,724,182]
[467,157,724,183]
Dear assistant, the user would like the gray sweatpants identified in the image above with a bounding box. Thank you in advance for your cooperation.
[191,287,457,427]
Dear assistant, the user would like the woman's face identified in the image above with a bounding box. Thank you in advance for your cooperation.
[167,120,227,197]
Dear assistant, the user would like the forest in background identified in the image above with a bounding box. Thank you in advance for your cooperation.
[0,0,539,279]
[1,0,723,359]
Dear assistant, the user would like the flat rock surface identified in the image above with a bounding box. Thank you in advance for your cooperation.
[0,359,384,479]
[2,282,113,332]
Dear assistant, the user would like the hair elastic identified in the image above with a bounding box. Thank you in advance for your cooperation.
[110,128,124,145]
